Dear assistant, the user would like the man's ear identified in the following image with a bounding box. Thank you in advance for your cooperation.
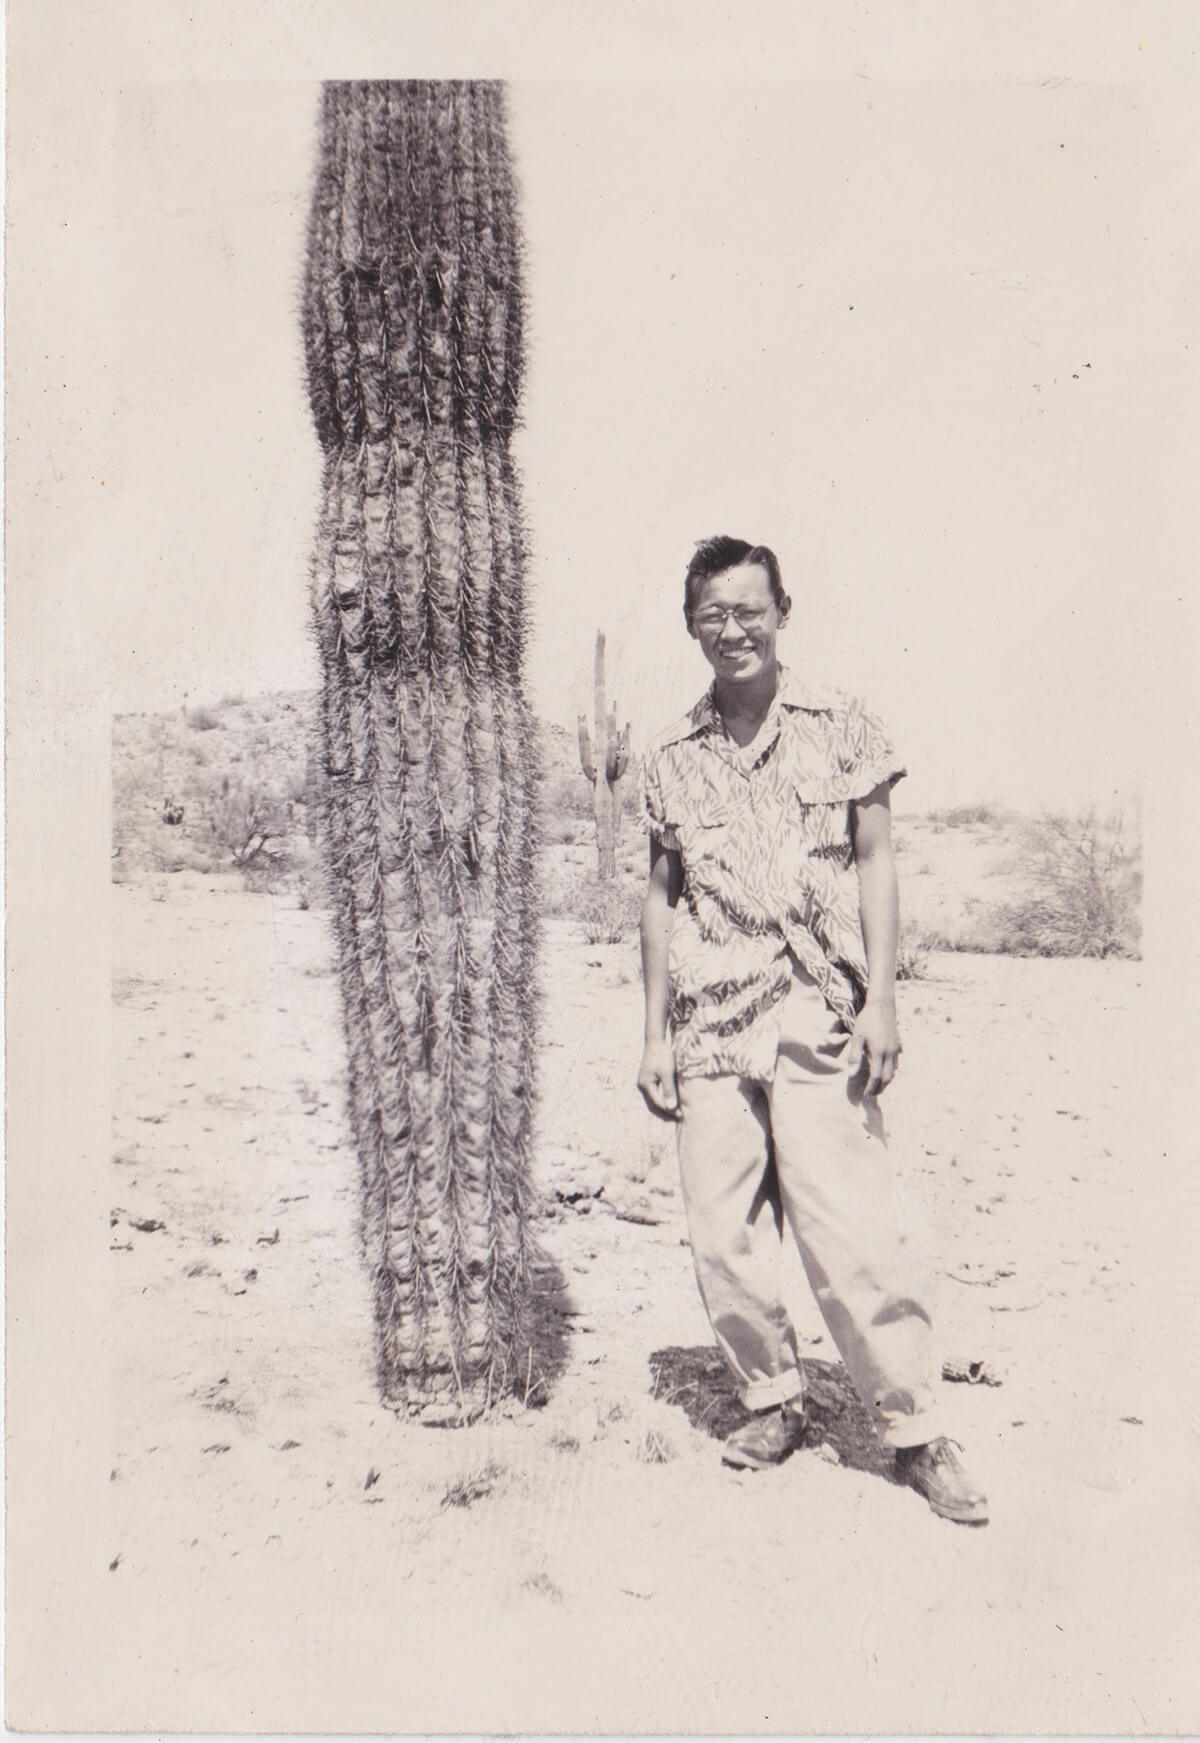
[777,592,792,626]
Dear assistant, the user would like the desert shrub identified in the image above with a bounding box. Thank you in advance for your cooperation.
[989,809,1141,959]
[543,812,587,847]
[540,763,594,834]
[204,776,281,866]
[894,939,926,981]
[237,852,293,895]
[111,689,319,892]
[185,705,222,732]
[926,802,1002,831]
[576,877,643,945]
[634,1426,675,1464]
[895,920,946,980]
[163,840,224,876]
[441,1459,503,1509]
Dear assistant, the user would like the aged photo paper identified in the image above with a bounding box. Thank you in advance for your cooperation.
[7,0,1199,1733]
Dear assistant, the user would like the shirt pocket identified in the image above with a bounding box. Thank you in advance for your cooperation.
[677,799,732,869]
[791,781,854,868]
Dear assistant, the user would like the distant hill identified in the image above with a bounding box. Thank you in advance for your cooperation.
[112,689,1140,961]
[112,690,597,889]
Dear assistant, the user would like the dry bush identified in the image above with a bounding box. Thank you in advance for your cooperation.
[926,802,1003,831]
[576,877,644,945]
[440,1459,504,1510]
[159,837,225,877]
[113,691,317,892]
[540,762,593,828]
[895,920,944,981]
[542,813,589,847]
[237,853,296,896]
[204,776,279,866]
[185,704,222,733]
[634,1426,675,1464]
[989,809,1141,959]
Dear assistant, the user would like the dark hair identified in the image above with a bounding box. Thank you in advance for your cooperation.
[683,536,790,631]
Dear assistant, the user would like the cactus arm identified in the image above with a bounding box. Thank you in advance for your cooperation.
[604,702,620,784]
[614,721,631,782]
[577,714,596,785]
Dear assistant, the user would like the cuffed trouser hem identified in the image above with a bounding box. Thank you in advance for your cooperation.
[741,1370,805,1413]
[878,1412,944,1452]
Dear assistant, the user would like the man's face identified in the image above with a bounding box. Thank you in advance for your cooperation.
[691,563,782,684]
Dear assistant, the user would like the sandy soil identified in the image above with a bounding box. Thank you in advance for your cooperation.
[98,866,1195,1734]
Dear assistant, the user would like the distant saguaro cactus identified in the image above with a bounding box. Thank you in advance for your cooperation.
[577,630,630,881]
[303,81,538,1419]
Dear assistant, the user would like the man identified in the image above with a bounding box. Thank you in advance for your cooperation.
[637,535,988,1525]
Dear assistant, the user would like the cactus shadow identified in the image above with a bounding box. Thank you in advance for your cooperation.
[649,1344,899,1484]
[523,1248,573,1405]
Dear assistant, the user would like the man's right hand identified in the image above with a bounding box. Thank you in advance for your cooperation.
[637,1038,680,1121]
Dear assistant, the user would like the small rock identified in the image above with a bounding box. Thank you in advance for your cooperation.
[614,1205,660,1226]
[942,1357,1003,1387]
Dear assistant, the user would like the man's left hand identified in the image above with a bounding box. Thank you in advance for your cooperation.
[846,1000,902,1095]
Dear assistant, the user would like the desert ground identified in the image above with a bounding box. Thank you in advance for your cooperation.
[96,695,1195,1734]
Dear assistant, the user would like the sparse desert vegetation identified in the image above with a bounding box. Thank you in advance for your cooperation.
[114,691,1140,974]
[988,808,1141,960]
[112,692,317,893]
[104,689,1155,1732]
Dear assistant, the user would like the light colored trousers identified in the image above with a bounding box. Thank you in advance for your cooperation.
[676,964,942,1449]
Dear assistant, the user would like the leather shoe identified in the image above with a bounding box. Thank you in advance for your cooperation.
[722,1403,807,1471]
[896,1437,989,1524]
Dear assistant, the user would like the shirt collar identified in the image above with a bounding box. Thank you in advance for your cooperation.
[658,665,833,747]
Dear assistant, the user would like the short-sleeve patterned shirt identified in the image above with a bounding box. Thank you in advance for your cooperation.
[642,666,905,1081]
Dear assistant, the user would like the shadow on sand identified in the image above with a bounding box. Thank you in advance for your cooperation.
[380,1246,573,1424]
[649,1344,900,1484]
[523,1247,574,1406]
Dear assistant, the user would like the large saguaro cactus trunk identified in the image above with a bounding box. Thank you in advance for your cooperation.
[302,81,538,1419]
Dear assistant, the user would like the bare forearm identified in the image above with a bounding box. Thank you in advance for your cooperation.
[857,852,899,1006]
[640,888,674,1041]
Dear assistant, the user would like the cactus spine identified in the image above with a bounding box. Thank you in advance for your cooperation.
[577,631,630,881]
[302,81,538,1418]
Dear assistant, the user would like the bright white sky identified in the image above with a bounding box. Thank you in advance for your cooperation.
[106,77,1161,812]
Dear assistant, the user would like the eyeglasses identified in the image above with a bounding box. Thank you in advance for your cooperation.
[693,605,771,633]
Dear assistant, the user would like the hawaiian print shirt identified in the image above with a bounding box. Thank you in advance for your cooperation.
[642,666,905,1081]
